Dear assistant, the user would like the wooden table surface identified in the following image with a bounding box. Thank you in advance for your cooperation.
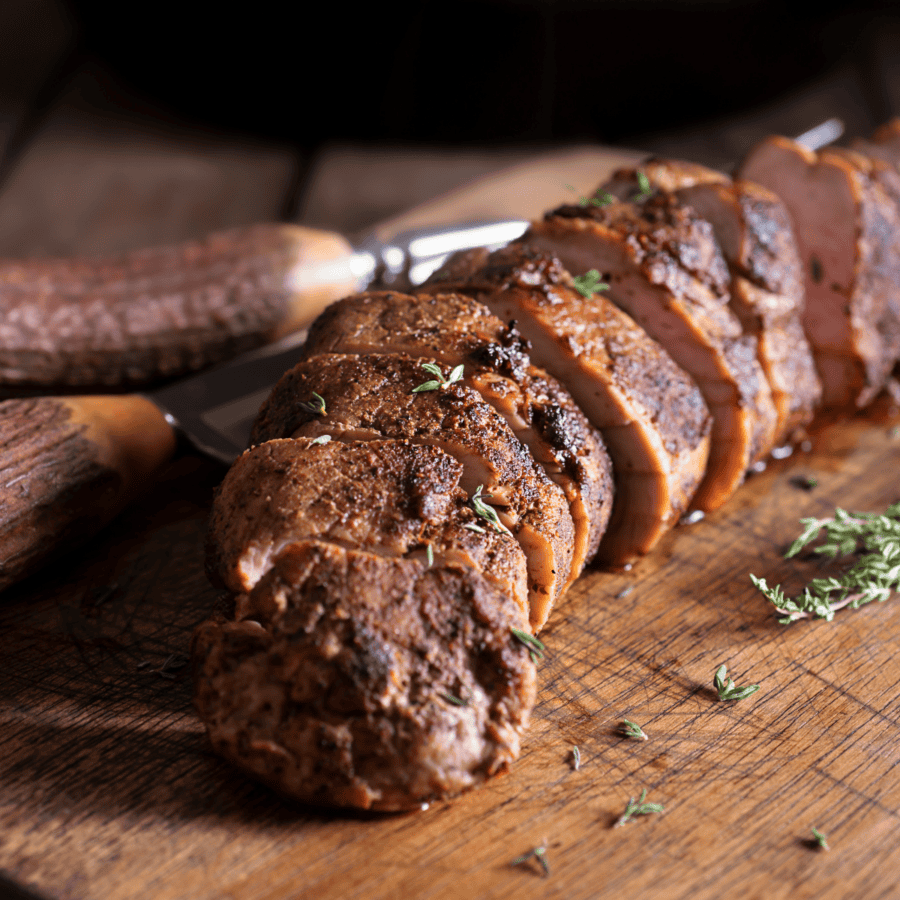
[2,32,900,900]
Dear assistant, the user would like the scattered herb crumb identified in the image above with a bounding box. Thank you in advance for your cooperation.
[425,544,434,568]
[573,269,609,298]
[621,719,648,741]
[571,745,581,770]
[631,171,653,201]
[811,826,830,851]
[309,434,331,445]
[565,183,613,208]
[615,585,634,599]
[713,664,760,701]
[471,485,512,535]
[439,692,468,707]
[412,362,464,393]
[299,392,327,416]
[614,788,664,827]
[790,474,818,491]
[511,627,546,664]
[511,846,550,876]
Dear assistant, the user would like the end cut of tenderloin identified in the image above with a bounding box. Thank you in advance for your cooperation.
[249,351,575,631]
[193,539,537,811]
[423,243,712,566]
[525,193,778,513]
[737,135,900,408]
[206,436,530,621]
[301,290,613,584]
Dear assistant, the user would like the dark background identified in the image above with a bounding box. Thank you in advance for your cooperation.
[53,0,900,150]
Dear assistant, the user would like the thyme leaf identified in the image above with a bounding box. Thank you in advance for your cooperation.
[571,745,581,770]
[572,269,610,298]
[471,485,511,535]
[811,826,830,851]
[309,434,331,446]
[511,845,550,876]
[631,170,653,201]
[511,627,546,664]
[412,362,464,393]
[614,788,664,827]
[299,392,327,416]
[565,183,613,208]
[750,501,900,622]
[621,719,648,741]
[713,664,760,701]
[440,691,468,707]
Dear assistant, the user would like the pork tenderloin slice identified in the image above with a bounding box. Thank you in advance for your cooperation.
[526,197,777,512]
[423,243,711,565]
[249,352,575,631]
[600,157,820,444]
[301,290,612,584]
[193,540,537,811]
[675,178,822,442]
[737,135,900,408]
[206,436,530,619]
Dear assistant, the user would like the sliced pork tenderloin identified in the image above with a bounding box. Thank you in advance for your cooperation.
[423,243,711,565]
[206,436,529,621]
[601,158,821,444]
[737,135,900,408]
[525,194,778,513]
[249,352,575,631]
[300,290,613,583]
[193,539,537,811]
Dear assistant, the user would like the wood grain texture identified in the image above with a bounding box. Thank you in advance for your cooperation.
[1,411,899,900]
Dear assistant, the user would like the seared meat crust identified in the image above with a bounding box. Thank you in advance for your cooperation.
[527,194,778,511]
[206,437,530,619]
[249,351,575,630]
[193,540,537,811]
[301,290,612,582]
[423,243,711,564]
[738,136,900,408]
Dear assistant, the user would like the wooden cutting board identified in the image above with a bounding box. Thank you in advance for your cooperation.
[1,117,899,900]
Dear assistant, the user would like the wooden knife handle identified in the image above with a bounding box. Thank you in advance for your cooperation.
[0,395,177,591]
[0,223,361,389]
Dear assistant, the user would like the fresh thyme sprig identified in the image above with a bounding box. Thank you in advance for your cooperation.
[511,845,550,876]
[621,719,648,741]
[299,392,327,416]
[614,788,664,827]
[471,485,511,535]
[811,826,830,851]
[631,170,653,201]
[412,362,464,393]
[572,269,610,298]
[750,501,900,622]
[511,627,546,664]
[713,664,760,701]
